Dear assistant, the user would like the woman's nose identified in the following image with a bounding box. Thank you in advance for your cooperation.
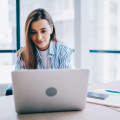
[37,33,42,40]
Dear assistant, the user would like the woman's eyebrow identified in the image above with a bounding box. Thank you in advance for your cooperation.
[31,29,36,31]
[31,28,46,31]
[40,28,47,30]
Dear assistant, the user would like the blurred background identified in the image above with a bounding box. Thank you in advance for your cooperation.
[1,0,120,95]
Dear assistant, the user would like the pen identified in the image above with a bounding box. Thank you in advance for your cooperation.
[105,90,120,93]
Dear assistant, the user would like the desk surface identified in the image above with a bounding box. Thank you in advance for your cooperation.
[0,82,120,120]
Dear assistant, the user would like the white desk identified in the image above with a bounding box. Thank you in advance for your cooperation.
[0,82,120,120]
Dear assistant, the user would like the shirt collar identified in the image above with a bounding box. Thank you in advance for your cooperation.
[48,40,55,56]
[36,40,55,57]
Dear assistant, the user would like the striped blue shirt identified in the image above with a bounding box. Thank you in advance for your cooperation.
[15,41,74,69]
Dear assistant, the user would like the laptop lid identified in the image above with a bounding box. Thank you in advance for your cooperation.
[12,69,89,114]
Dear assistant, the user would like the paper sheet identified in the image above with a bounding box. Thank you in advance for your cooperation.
[87,89,120,108]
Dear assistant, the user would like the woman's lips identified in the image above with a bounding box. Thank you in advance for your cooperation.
[36,40,44,44]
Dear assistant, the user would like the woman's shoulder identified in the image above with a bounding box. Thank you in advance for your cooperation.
[55,41,74,57]
[16,47,25,60]
[56,41,69,50]
[15,47,25,69]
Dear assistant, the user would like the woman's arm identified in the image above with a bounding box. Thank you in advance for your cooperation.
[15,56,25,69]
[58,43,74,69]
[15,48,25,69]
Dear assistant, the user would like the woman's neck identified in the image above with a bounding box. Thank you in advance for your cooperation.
[39,42,50,51]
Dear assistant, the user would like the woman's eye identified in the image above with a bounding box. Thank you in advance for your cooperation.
[41,30,46,33]
[31,31,36,34]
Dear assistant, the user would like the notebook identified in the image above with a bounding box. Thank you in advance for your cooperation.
[12,69,89,114]
[87,89,120,108]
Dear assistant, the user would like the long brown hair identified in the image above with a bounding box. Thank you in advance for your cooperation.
[19,8,57,69]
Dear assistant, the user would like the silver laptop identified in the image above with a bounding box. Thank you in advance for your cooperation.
[12,69,89,114]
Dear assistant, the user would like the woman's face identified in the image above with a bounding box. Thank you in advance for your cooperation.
[30,19,53,50]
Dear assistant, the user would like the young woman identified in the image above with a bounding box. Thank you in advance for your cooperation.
[16,8,73,69]
[6,8,73,95]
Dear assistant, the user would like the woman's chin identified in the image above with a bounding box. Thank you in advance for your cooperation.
[36,43,45,48]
